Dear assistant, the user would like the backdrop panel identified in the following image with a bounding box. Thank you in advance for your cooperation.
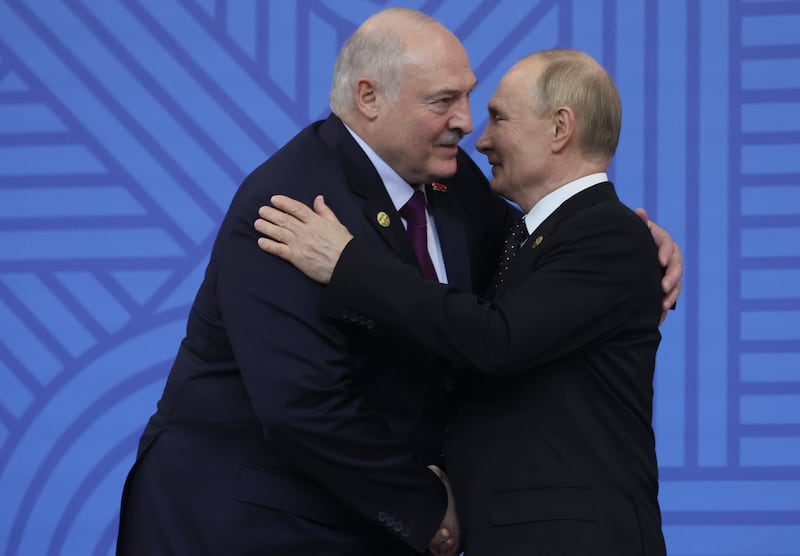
[1,1,798,554]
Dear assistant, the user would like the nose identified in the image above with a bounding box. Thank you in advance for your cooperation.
[449,96,473,135]
[476,126,490,153]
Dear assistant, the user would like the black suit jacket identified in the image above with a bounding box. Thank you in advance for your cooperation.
[117,115,514,555]
[321,182,667,555]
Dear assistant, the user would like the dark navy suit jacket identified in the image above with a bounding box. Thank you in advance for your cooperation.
[321,183,667,555]
[117,114,513,555]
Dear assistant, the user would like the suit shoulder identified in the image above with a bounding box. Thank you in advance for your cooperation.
[243,120,331,185]
[571,197,652,238]
[551,199,660,277]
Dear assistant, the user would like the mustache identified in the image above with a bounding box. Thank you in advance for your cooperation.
[436,130,464,147]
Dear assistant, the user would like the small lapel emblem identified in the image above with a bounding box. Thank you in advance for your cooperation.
[432,182,448,192]
[531,235,543,248]
[376,211,391,228]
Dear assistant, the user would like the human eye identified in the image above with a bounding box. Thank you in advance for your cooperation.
[433,96,454,107]
[489,109,504,122]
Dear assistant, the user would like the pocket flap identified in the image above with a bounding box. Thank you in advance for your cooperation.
[236,465,355,527]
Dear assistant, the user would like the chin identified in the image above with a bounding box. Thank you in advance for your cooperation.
[429,162,458,180]
[442,157,457,169]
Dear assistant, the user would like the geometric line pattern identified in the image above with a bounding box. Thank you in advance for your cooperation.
[733,0,800,480]
[1,0,798,554]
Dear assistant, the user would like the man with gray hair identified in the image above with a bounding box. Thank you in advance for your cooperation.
[117,8,680,555]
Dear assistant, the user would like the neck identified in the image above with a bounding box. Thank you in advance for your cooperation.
[517,161,607,212]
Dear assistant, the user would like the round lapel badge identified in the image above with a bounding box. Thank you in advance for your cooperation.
[376,211,391,228]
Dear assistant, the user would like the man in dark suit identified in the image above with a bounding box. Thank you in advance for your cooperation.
[116,8,505,555]
[256,49,668,555]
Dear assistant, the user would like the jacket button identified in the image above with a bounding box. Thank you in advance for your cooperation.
[386,516,395,527]
[401,527,410,537]
[378,511,387,522]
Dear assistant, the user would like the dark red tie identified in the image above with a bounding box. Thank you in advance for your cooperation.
[399,190,438,281]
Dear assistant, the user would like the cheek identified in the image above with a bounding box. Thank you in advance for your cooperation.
[406,120,433,145]
[427,116,453,142]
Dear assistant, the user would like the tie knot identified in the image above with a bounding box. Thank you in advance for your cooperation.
[400,190,427,227]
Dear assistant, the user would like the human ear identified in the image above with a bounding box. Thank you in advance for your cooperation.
[355,78,380,120]
[552,106,574,152]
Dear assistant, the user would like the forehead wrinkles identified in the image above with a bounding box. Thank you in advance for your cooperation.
[402,66,471,103]
[407,26,471,72]
[496,70,535,114]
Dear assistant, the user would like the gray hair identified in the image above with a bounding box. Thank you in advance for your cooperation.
[329,9,436,116]
[529,49,622,162]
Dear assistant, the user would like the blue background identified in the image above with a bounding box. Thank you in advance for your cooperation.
[1,1,799,554]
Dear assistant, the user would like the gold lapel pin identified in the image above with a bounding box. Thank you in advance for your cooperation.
[376,211,391,228]
[531,235,543,248]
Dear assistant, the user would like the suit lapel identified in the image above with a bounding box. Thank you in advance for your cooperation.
[319,115,419,268]
[425,183,471,291]
[498,182,618,294]
[318,115,474,285]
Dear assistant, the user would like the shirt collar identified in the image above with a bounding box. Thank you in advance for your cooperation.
[523,172,608,234]
[343,123,417,211]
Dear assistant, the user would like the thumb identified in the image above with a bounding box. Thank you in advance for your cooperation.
[633,207,650,226]
[427,464,444,479]
[313,195,340,223]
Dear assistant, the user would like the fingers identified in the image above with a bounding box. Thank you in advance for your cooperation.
[662,278,682,312]
[260,195,345,235]
[646,220,673,267]
[427,464,459,556]
[258,204,295,230]
[257,196,325,238]
[662,275,682,306]
[256,236,290,260]
[661,241,683,292]
[633,207,649,225]
[254,212,293,244]
[429,531,457,556]
[429,528,456,556]
[427,464,444,479]
[658,240,673,268]
[270,195,315,222]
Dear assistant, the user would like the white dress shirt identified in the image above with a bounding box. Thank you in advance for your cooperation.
[522,173,609,235]
[345,125,449,283]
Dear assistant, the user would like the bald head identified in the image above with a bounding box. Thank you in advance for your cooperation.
[520,49,622,163]
[476,49,621,210]
[326,8,475,183]
[329,8,452,117]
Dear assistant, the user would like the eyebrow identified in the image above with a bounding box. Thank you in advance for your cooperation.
[427,80,478,100]
[427,88,466,99]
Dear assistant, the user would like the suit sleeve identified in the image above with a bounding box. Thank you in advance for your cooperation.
[322,204,663,376]
[214,198,446,552]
